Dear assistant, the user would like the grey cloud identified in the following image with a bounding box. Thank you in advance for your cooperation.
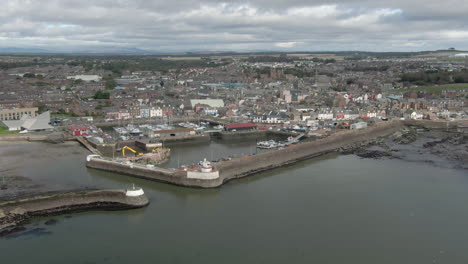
[1,0,467,51]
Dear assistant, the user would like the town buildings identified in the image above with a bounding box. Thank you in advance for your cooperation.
[0,107,38,121]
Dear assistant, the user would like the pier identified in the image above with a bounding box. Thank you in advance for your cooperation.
[0,189,149,229]
[76,136,102,155]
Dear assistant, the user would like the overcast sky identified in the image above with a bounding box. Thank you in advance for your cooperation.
[1,0,467,52]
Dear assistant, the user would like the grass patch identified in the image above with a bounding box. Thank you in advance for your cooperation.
[52,113,75,118]
[397,83,468,94]
[0,126,19,134]
[162,57,202,61]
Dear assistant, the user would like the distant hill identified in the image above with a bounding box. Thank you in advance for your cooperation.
[0,46,155,55]
[71,47,154,54]
[0,47,466,57]
[0,47,50,54]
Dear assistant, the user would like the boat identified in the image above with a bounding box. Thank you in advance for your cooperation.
[129,128,142,136]
[257,140,279,149]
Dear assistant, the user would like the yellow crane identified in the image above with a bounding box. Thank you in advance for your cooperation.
[151,147,162,153]
[122,146,143,157]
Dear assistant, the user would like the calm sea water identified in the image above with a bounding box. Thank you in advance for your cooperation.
[1,139,468,264]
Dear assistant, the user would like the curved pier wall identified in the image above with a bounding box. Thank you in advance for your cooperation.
[0,190,149,229]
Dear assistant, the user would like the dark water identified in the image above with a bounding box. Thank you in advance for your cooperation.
[160,137,273,168]
[1,139,468,263]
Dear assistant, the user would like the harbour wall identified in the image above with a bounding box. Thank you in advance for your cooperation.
[86,158,223,188]
[216,120,405,183]
[0,133,64,142]
[402,119,467,132]
[162,134,210,145]
[0,189,149,229]
[218,130,294,139]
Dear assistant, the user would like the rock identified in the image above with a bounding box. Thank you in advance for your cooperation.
[10,207,27,215]
[44,219,58,226]
[356,150,391,159]
[0,226,26,238]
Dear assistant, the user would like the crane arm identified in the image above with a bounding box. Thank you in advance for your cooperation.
[122,146,142,157]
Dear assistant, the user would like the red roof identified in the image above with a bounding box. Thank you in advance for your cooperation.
[68,125,89,131]
[225,122,257,129]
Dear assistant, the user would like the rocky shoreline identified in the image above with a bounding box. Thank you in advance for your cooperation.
[339,126,468,169]
[0,189,149,231]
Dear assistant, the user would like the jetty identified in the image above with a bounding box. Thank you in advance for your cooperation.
[76,136,102,155]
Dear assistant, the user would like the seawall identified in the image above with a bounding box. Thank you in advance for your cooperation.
[0,133,65,142]
[0,189,149,229]
[216,120,405,183]
[402,119,468,132]
[86,158,224,188]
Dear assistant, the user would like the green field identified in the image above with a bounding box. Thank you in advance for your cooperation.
[0,126,19,134]
[397,83,468,94]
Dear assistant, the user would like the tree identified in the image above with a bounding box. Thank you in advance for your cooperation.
[104,76,117,90]
[23,73,36,78]
[37,103,47,113]
[93,90,110,99]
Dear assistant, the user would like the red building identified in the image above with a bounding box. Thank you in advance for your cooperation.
[68,125,89,136]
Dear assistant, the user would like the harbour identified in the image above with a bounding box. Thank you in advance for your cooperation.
[0,119,467,263]
[1,140,467,263]
[84,120,404,188]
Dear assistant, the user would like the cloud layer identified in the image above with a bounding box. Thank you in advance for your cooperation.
[1,0,467,52]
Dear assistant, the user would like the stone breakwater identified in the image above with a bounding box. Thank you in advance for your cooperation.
[0,189,149,229]
[87,121,404,188]
[216,120,404,183]
[86,158,224,188]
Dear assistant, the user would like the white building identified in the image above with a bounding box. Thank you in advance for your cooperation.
[67,75,101,82]
[2,111,53,131]
[202,108,218,116]
[351,122,367,130]
[140,107,150,118]
[190,99,224,109]
[317,112,333,120]
[410,111,423,120]
[453,53,468,58]
[149,107,163,117]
